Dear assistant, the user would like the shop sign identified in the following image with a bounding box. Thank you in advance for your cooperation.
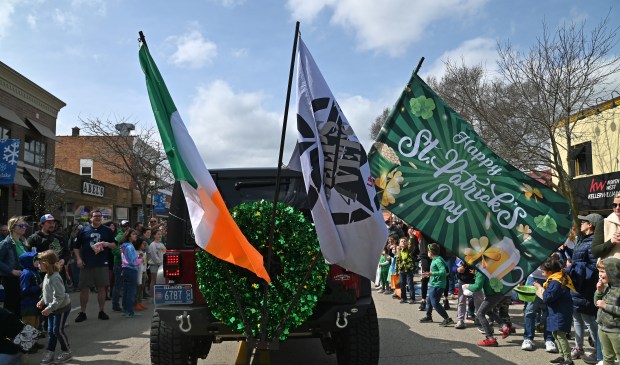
[82,181,105,197]
[572,171,620,210]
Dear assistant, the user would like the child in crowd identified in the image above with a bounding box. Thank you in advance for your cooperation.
[534,259,575,365]
[147,229,166,300]
[594,258,620,365]
[454,257,482,329]
[19,251,42,330]
[120,229,142,318]
[419,243,454,326]
[36,250,72,364]
[522,266,557,352]
[135,238,148,311]
[495,291,515,337]
[463,269,505,347]
[396,237,416,303]
[378,248,392,293]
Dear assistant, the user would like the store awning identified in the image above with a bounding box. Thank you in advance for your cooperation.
[13,170,31,187]
[25,118,60,142]
[0,105,28,128]
[23,166,64,193]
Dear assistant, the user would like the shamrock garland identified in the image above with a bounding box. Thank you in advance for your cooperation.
[195,200,328,341]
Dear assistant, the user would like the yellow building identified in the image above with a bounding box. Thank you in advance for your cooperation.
[557,94,620,216]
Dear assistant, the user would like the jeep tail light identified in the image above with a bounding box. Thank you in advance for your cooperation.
[163,253,181,279]
[328,265,361,298]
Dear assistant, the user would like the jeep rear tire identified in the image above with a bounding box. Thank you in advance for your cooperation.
[333,300,380,365]
[150,312,207,365]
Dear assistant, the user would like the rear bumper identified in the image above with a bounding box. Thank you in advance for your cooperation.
[155,296,374,339]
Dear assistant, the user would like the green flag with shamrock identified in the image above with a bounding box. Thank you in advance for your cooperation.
[368,73,572,293]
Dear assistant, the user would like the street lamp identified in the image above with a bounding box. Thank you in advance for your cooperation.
[149,180,156,219]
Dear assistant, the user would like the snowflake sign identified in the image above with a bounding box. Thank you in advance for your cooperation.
[3,141,19,165]
[0,139,20,185]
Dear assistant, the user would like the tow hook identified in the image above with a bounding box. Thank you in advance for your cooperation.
[336,311,350,329]
[176,311,192,333]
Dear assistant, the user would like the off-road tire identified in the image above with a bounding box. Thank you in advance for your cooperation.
[150,312,204,365]
[333,300,380,365]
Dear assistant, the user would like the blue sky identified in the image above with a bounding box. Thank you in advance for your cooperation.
[1,0,618,168]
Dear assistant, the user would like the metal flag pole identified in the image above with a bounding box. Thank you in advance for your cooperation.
[258,20,301,349]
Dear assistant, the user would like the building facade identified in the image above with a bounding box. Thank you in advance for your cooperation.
[556,95,620,216]
[55,129,164,225]
[0,61,65,225]
[55,169,132,225]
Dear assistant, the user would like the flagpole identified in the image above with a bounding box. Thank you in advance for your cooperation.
[139,31,147,47]
[259,20,301,348]
[413,56,425,76]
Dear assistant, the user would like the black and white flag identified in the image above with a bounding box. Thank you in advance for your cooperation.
[289,38,388,280]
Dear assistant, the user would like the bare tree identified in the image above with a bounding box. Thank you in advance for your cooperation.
[25,165,66,219]
[369,107,391,140]
[79,117,173,220]
[428,14,620,225]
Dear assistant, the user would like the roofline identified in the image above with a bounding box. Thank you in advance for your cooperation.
[561,95,620,126]
[0,61,66,116]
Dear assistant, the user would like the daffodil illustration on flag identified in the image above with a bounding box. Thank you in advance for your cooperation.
[368,73,572,292]
[139,41,270,283]
[289,38,388,280]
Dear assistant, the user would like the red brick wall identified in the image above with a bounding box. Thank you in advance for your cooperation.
[56,136,132,189]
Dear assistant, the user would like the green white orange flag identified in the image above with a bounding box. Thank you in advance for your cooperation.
[138,42,270,283]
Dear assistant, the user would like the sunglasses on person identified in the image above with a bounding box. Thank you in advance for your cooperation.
[613,203,620,208]
[16,224,29,229]
[581,221,590,225]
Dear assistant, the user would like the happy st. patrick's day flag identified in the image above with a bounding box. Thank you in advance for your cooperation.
[368,73,572,293]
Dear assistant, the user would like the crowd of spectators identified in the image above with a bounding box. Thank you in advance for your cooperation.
[378,193,620,365]
[0,211,167,364]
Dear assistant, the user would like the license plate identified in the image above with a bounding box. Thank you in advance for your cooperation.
[154,284,193,305]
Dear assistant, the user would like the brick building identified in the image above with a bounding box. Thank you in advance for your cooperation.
[0,61,65,225]
[55,128,155,224]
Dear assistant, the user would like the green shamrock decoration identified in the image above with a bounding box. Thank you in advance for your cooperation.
[534,214,558,234]
[409,95,436,119]
[490,277,503,292]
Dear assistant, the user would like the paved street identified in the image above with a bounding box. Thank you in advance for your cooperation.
[20,287,595,364]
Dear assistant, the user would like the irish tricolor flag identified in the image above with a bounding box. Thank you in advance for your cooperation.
[139,42,270,283]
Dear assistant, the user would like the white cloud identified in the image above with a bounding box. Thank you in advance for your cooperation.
[27,13,37,29]
[70,0,107,16]
[187,80,289,168]
[423,37,499,80]
[52,8,79,30]
[337,92,399,151]
[186,80,394,168]
[168,30,218,68]
[210,0,246,8]
[232,48,249,58]
[286,0,334,23]
[287,0,488,56]
[0,0,17,38]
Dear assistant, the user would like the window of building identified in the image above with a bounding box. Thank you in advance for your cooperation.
[23,138,46,167]
[80,159,93,177]
[0,126,10,140]
[570,141,593,176]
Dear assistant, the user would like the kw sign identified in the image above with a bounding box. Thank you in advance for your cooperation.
[82,180,105,198]
[572,171,620,210]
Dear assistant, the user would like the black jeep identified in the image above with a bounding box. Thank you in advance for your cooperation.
[150,167,379,365]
